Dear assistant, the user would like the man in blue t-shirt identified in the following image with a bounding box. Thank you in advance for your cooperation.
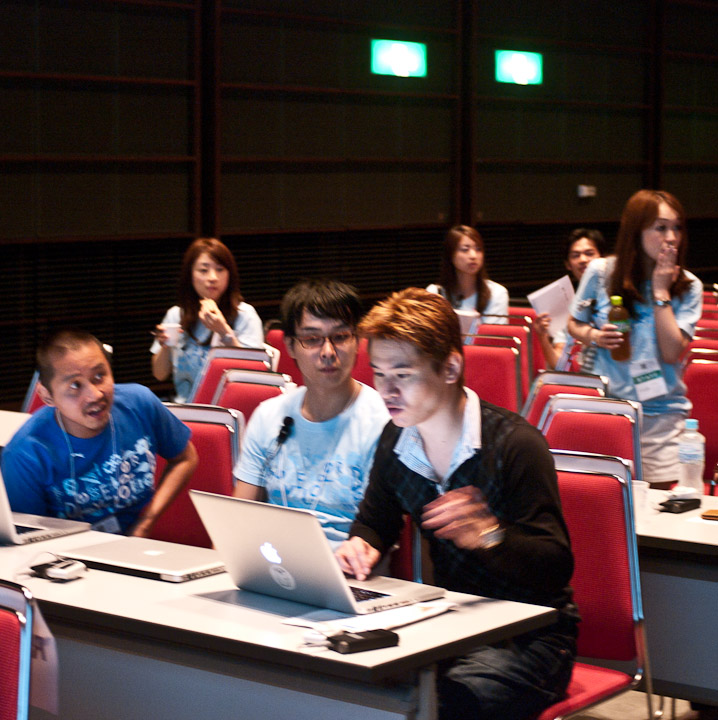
[2,329,197,535]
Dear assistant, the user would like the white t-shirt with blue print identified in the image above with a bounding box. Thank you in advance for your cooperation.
[235,384,389,548]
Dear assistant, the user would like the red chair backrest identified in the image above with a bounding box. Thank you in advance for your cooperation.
[694,319,718,342]
[214,381,285,421]
[508,306,545,375]
[191,357,269,404]
[150,420,236,548]
[21,372,45,414]
[351,337,374,387]
[556,470,636,659]
[388,515,415,581]
[475,324,531,402]
[265,329,302,385]
[543,411,636,466]
[684,359,718,480]
[463,344,521,412]
[0,608,21,720]
[524,384,603,427]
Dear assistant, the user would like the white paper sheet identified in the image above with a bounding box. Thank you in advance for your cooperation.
[527,275,575,338]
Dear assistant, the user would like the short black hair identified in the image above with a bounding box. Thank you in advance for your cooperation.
[37,329,110,388]
[280,279,362,337]
[564,228,606,259]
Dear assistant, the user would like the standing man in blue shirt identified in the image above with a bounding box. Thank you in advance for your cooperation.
[3,329,197,535]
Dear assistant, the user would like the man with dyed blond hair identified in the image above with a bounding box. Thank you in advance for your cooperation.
[336,288,578,720]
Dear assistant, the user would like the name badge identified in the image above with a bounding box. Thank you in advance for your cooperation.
[630,358,668,401]
[91,514,121,534]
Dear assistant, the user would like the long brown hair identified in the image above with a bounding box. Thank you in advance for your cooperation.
[439,225,491,313]
[178,237,242,344]
[609,190,692,316]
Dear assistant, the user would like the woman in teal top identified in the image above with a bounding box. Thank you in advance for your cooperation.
[568,190,702,487]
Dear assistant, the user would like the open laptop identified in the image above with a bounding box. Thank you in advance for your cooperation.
[0,470,90,545]
[60,536,226,583]
[190,491,445,614]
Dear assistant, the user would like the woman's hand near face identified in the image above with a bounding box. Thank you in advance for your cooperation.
[199,298,231,336]
[652,242,679,296]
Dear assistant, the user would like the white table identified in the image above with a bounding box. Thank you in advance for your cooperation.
[638,491,718,707]
[0,532,557,720]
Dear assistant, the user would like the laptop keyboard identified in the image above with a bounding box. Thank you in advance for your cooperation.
[350,586,389,602]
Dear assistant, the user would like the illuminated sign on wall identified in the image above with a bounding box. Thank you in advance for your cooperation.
[371,40,427,78]
[495,50,543,85]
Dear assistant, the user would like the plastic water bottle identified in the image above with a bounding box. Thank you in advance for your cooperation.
[677,418,705,494]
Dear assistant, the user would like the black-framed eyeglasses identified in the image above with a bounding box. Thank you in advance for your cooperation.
[294,331,356,350]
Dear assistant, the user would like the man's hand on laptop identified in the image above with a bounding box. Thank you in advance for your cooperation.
[335,537,381,581]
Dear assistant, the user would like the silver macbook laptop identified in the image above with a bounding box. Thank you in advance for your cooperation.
[61,536,225,583]
[60,536,226,583]
[0,470,90,545]
[190,491,445,614]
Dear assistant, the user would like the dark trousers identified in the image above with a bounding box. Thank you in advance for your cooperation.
[437,623,577,720]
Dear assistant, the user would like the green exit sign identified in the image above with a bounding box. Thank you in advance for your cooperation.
[495,50,543,85]
[371,40,427,78]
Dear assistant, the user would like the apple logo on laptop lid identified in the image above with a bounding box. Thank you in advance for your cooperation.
[260,541,297,590]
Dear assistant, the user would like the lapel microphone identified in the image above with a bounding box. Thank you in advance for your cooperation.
[277,416,294,445]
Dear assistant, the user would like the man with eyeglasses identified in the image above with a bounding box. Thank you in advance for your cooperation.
[232,279,388,547]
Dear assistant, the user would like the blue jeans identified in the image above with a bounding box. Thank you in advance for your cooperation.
[437,620,577,720]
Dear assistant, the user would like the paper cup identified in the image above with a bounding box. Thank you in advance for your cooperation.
[631,480,649,522]
[162,323,181,348]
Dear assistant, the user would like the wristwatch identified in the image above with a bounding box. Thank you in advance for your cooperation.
[477,522,505,550]
[221,331,235,345]
[653,297,671,307]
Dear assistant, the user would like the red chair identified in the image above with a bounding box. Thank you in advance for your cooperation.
[538,395,643,482]
[150,404,243,548]
[684,358,718,493]
[523,384,604,427]
[509,306,545,376]
[694,318,718,342]
[521,370,608,426]
[351,337,374,387]
[535,450,655,720]
[463,344,521,412]
[473,324,532,403]
[212,369,295,421]
[21,372,44,414]
[265,328,303,385]
[0,579,33,720]
[388,515,420,581]
[187,346,279,404]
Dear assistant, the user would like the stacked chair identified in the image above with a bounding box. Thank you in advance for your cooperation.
[0,579,33,720]
[521,370,609,427]
[150,404,243,548]
[187,346,280,404]
[211,369,295,422]
[535,450,655,720]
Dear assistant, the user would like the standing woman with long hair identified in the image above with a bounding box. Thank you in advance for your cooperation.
[567,190,703,487]
[151,237,264,402]
[427,225,509,325]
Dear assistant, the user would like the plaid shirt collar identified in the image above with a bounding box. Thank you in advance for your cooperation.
[393,387,482,491]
